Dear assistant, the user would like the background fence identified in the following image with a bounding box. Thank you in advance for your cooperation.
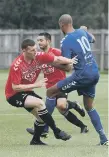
[0,29,108,71]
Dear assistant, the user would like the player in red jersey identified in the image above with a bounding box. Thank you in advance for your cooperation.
[5,39,78,145]
[26,32,88,138]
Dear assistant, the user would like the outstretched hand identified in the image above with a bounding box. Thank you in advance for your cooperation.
[80,26,88,31]
[71,56,78,65]
[35,78,48,88]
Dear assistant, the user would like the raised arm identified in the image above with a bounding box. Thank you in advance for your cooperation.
[80,26,95,43]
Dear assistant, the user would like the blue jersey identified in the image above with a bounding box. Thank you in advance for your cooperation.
[60,29,99,77]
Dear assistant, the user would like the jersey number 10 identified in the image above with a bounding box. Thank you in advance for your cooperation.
[77,36,91,54]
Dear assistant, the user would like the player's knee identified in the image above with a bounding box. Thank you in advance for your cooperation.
[57,101,66,112]
[37,100,46,110]
[84,103,93,111]
[83,96,94,111]
[46,88,52,97]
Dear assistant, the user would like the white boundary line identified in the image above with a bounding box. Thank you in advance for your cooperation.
[0,113,108,117]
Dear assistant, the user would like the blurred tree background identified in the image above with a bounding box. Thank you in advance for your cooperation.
[0,0,108,29]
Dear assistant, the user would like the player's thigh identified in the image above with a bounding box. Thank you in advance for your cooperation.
[57,75,78,93]
[77,85,96,98]
[24,95,45,110]
[47,84,62,97]
[77,85,95,110]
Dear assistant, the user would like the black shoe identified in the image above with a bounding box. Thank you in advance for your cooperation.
[26,128,34,135]
[68,101,85,117]
[26,128,49,138]
[30,140,47,145]
[98,140,109,146]
[81,126,89,133]
[54,128,71,141]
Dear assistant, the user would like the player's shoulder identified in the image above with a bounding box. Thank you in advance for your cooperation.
[75,28,87,36]
[35,51,45,60]
[60,33,73,48]
[11,54,23,71]
[50,48,61,56]
[60,34,69,47]
[36,51,44,56]
[61,34,69,43]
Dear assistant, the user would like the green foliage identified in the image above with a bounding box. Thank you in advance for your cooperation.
[0,0,108,29]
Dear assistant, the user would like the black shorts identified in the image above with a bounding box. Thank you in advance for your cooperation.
[7,91,42,112]
[56,92,68,100]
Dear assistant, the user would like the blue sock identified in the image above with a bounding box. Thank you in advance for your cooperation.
[46,97,56,114]
[87,108,108,143]
[43,97,56,133]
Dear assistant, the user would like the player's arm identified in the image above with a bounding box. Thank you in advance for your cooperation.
[11,67,46,91]
[53,55,75,65]
[50,62,73,72]
[80,26,95,43]
[12,78,47,91]
[48,49,74,72]
[38,52,77,66]
[50,55,78,72]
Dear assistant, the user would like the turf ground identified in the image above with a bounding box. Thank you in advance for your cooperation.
[0,71,108,157]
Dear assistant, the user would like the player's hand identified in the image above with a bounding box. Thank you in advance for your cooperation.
[34,78,48,88]
[80,26,87,31]
[71,56,78,65]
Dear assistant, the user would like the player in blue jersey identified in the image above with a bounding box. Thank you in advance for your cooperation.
[47,14,108,146]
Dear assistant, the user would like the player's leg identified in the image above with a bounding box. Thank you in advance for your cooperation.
[47,75,85,117]
[26,96,56,138]
[43,97,56,136]
[46,75,88,133]
[7,91,71,145]
[46,74,79,98]
[78,86,108,145]
[24,92,71,143]
[67,100,85,117]
[56,95,88,133]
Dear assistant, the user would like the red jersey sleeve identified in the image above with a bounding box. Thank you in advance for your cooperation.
[52,48,61,56]
[36,52,54,64]
[11,66,22,85]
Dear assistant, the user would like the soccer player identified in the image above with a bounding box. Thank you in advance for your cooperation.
[5,39,78,145]
[46,14,108,146]
[26,32,88,137]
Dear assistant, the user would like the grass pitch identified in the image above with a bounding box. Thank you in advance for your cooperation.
[0,71,108,157]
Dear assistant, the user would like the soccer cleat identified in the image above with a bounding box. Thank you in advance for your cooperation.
[30,140,47,145]
[54,128,71,141]
[26,128,49,138]
[67,101,85,117]
[100,140,109,146]
[81,126,89,133]
[26,128,34,135]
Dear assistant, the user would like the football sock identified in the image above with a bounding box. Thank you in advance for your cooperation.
[42,97,56,133]
[63,110,85,128]
[87,108,108,142]
[38,108,58,134]
[46,97,56,114]
[67,100,77,109]
[32,120,45,142]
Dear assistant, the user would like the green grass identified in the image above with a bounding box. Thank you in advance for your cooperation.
[0,71,108,157]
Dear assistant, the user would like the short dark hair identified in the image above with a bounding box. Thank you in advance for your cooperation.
[38,32,51,41]
[21,39,35,49]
